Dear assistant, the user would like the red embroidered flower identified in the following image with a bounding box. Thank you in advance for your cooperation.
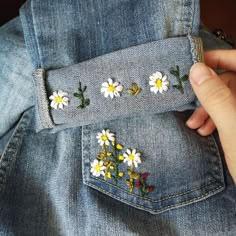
[136,180,141,187]
[141,173,149,179]
[148,186,154,192]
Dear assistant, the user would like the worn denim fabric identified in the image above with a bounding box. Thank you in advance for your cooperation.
[0,1,236,236]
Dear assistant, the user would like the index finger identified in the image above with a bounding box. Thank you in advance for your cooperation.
[204,50,236,72]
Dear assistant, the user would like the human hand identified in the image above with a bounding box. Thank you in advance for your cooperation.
[186,50,236,183]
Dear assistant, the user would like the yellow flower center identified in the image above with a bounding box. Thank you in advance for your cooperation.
[155,79,162,89]
[56,96,63,103]
[101,135,108,141]
[95,164,101,172]
[128,154,135,161]
[108,85,116,92]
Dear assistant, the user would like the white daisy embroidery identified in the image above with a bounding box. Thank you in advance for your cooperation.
[96,129,115,146]
[123,149,141,168]
[149,71,169,94]
[90,159,106,177]
[49,90,69,110]
[101,78,123,99]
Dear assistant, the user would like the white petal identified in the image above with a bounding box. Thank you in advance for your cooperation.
[127,149,131,155]
[99,160,104,166]
[49,95,55,100]
[62,101,69,106]
[105,140,109,146]
[159,87,163,94]
[132,149,136,155]
[102,82,109,87]
[104,91,109,98]
[149,80,156,86]
[63,97,69,102]
[53,91,58,97]
[162,85,169,91]
[162,75,167,81]
[101,87,108,93]
[116,85,123,92]
[114,91,120,97]
[110,92,114,99]
[134,162,138,168]
[108,78,113,85]
[113,81,119,86]
[58,90,67,97]
[58,103,64,109]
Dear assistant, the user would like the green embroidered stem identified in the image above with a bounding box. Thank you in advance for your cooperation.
[74,82,90,109]
[170,65,189,94]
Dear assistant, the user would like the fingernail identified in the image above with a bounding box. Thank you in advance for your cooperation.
[190,63,216,85]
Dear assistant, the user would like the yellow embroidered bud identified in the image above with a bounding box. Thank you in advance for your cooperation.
[107,152,112,157]
[112,141,115,146]
[116,144,123,150]
[118,155,124,161]
[109,165,114,170]
[118,172,124,177]
[106,172,112,179]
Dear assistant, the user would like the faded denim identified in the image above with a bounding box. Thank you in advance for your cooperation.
[0,0,236,235]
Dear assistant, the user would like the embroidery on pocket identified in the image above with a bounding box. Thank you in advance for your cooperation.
[91,129,154,197]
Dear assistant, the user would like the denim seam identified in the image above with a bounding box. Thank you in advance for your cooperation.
[84,126,223,203]
[85,181,223,213]
[33,68,54,129]
[187,35,204,63]
[0,110,31,191]
[89,177,216,203]
[31,0,42,68]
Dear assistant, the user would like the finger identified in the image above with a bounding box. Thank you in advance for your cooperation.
[197,117,216,136]
[189,63,236,133]
[204,50,236,71]
[186,106,209,129]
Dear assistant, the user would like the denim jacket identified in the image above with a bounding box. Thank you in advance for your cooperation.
[0,0,235,235]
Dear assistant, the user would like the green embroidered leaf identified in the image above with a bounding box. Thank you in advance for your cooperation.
[170,70,178,77]
[84,99,90,106]
[181,75,189,82]
[83,86,87,92]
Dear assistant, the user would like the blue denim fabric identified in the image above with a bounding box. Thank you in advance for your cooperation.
[0,0,236,235]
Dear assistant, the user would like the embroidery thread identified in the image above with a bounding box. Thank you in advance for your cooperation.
[127,83,142,96]
[49,90,69,110]
[91,129,154,196]
[74,82,90,109]
[149,71,169,94]
[101,78,123,99]
[170,65,189,94]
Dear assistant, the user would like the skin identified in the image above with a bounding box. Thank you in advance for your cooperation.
[186,50,236,184]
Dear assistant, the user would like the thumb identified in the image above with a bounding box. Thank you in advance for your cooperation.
[189,63,236,133]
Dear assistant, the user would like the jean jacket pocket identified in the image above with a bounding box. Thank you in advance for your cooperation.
[82,111,225,214]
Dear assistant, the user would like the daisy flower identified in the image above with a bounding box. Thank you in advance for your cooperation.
[123,149,141,168]
[90,160,106,177]
[96,129,115,146]
[101,78,123,99]
[149,71,169,94]
[49,90,69,110]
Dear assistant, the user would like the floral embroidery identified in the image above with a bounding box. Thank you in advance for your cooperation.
[149,71,169,94]
[74,82,90,109]
[123,149,141,168]
[127,82,142,96]
[49,90,69,110]
[170,65,189,94]
[96,129,115,146]
[91,129,154,196]
[101,78,123,99]
[90,159,106,177]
